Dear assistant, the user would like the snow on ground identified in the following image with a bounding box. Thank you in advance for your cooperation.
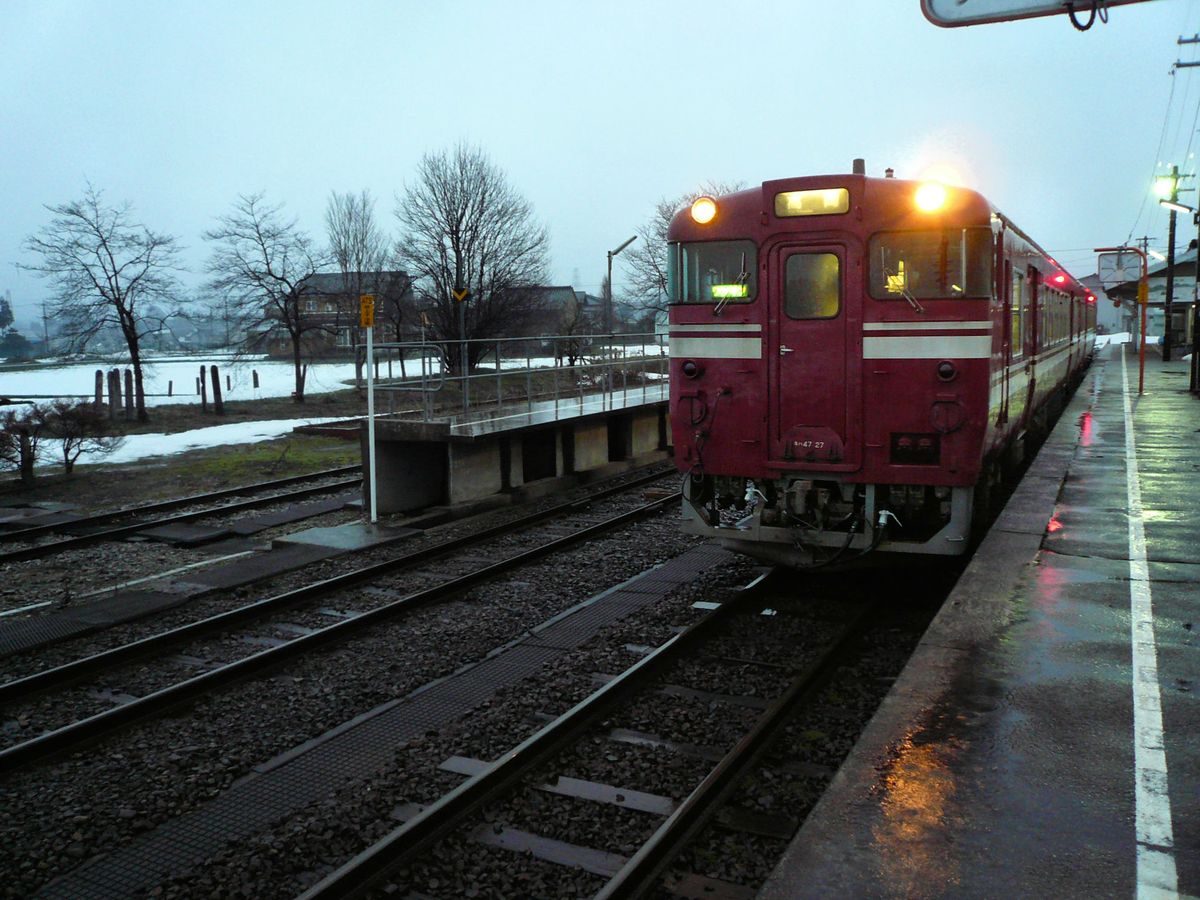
[0,357,356,406]
[0,345,668,407]
[1095,332,1131,349]
[61,417,346,468]
[2,346,667,471]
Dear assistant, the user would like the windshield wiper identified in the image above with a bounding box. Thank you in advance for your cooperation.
[714,252,750,317]
[900,286,925,313]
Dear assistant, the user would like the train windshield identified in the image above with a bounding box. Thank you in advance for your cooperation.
[668,240,758,304]
[868,228,992,300]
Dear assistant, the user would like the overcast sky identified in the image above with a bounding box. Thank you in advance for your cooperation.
[1,0,1195,329]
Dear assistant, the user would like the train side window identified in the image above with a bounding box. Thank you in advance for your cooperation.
[784,253,841,319]
[1011,267,1024,358]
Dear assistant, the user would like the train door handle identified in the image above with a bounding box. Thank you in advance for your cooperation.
[779,345,795,355]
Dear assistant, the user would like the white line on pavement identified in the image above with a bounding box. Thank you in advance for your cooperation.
[1122,349,1179,900]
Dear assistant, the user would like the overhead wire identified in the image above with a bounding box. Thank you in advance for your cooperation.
[1126,68,1178,244]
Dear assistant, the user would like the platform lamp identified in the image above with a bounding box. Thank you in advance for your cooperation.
[1159,198,1200,393]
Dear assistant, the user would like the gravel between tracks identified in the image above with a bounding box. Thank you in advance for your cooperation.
[0,480,364,618]
[0,469,676,680]
[145,556,760,899]
[0,500,708,897]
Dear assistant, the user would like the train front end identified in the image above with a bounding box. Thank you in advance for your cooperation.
[668,173,997,568]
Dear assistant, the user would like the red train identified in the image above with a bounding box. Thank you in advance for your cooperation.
[668,164,1095,568]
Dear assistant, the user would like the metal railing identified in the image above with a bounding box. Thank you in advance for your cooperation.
[359,331,669,429]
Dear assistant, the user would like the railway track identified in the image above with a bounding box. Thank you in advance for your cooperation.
[293,569,880,899]
[4,495,948,898]
[0,469,681,771]
[0,464,363,564]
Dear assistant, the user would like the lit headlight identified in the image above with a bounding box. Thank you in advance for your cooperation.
[914,182,947,212]
[691,196,717,224]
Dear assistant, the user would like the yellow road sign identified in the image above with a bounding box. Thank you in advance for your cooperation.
[360,294,375,328]
[1137,282,1148,306]
[452,288,470,302]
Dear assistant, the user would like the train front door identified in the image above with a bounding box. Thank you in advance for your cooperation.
[768,242,860,467]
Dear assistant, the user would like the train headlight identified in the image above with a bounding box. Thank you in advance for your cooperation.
[691,197,718,224]
[914,182,947,212]
[681,360,702,378]
[936,360,957,381]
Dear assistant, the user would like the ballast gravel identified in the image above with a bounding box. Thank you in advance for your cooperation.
[0,503,705,898]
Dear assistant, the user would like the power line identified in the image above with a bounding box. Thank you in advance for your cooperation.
[1127,64,1179,243]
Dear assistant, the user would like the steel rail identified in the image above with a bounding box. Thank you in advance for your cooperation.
[0,485,680,774]
[0,464,362,544]
[595,604,875,899]
[0,466,673,706]
[296,572,773,900]
[0,477,362,563]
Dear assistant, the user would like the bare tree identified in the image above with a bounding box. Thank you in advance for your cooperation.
[394,143,550,372]
[0,406,46,486]
[325,189,391,386]
[374,271,416,342]
[204,193,327,402]
[622,180,746,318]
[326,190,389,294]
[20,185,182,421]
[40,400,124,474]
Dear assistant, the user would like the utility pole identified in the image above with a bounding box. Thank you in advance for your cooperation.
[1156,166,1195,360]
[41,300,50,354]
[1164,165,1178,361]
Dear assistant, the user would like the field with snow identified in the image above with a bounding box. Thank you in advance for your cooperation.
[0,355,357,406]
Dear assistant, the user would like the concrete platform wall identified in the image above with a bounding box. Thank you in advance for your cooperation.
[362,436,446,513]
[364,403,668,514]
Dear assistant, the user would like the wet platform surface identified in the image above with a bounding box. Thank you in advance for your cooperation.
[762,345,1200,899]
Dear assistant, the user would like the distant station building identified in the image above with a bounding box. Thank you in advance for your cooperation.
[1104,247,1196,349]
[259,271,414,358]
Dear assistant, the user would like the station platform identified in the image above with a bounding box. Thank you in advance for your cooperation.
[366,384,669,514]
[761,343,1200,899]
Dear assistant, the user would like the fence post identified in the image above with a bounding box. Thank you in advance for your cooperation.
[94,370,104,410]
[123,369,134,420]
[199,365,208,413]
[210,364,224,415]
[107,369,120,419]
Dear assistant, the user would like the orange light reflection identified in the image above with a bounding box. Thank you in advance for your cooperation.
[871,732,963,893]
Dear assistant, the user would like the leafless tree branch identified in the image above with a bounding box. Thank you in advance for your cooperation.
[19,183,183,421]
[203,193,329,402]
[622,180,746,317]
[394,143,550,372]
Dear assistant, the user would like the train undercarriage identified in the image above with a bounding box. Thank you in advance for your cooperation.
[681,473,975,569]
